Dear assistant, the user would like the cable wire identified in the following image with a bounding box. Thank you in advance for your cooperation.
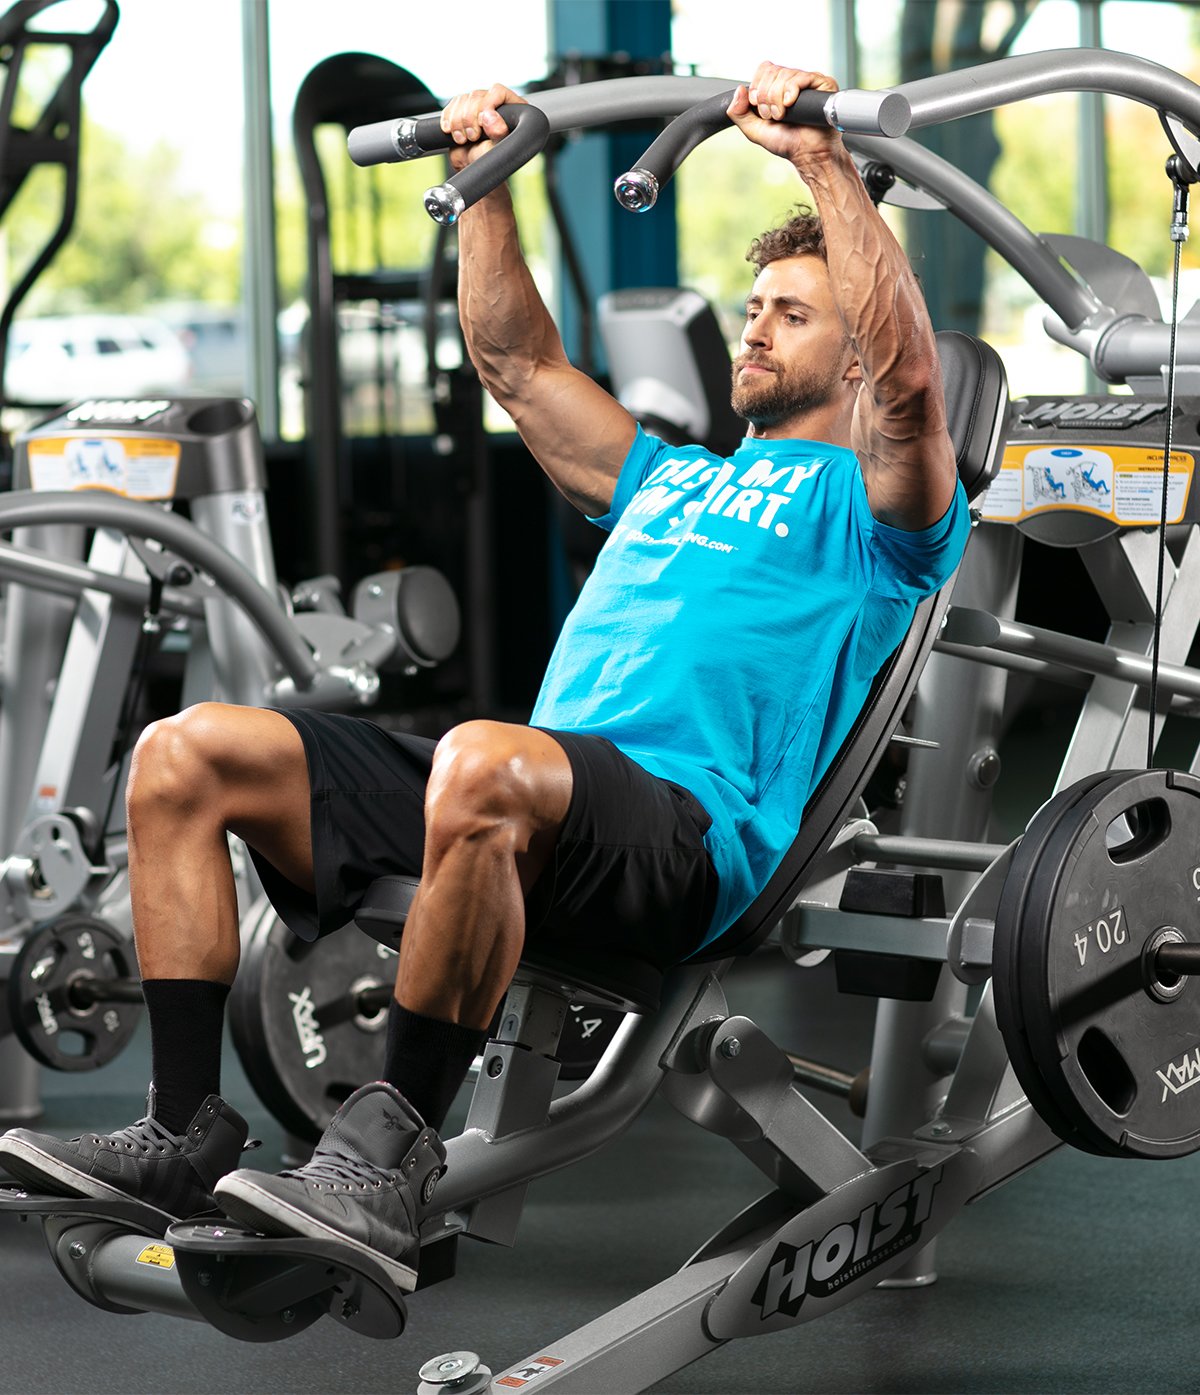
[1148,190,1187,769]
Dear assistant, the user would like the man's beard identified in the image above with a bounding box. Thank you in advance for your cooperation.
[730,354,842,428]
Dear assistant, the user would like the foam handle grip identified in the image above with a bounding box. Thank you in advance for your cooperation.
[619,89,833,207]
[614,86,911,213]
[422,104,551,224]
[350,102,541,167]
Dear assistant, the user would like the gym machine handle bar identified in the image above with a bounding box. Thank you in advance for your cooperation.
[347,87,909,224]
[347,50,1200,222]
[615,87,911,213]
[348,102,551,226]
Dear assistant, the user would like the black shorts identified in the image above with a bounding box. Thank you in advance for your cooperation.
[247,710,719,979]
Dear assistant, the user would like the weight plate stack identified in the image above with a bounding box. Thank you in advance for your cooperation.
[6,915,142,1071]
[229,902,395,1143]
[994,768,1200,1159]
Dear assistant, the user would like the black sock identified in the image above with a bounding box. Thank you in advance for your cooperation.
[140,979,231,1134]
[384,1002,487,1133]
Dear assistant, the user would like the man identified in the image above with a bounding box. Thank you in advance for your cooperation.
[0,64,968,1295]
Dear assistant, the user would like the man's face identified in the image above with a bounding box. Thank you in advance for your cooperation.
[731,255,857,430]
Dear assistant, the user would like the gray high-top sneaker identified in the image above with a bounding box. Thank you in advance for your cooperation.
[214,1081,445,1293]
[0,1089,249,1220]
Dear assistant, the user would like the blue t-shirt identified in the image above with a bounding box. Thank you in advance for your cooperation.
[530,427,970,948]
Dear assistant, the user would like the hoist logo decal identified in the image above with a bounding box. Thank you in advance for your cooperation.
[752,1167,944,1321]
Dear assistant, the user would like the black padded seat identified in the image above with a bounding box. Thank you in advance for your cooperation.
[354,874,662,1012]
[353,331,1010,1012]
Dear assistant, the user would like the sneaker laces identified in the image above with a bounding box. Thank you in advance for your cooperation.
[86,1115,179,1154]
[283,1149,392,1190]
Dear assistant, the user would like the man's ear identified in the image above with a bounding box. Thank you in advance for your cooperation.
[843,355,863,384]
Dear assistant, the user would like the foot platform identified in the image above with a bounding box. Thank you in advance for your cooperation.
[167,1221,410,1342]
[0,1181,175,1237]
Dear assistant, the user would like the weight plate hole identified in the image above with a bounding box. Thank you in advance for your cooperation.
[1077,1026,1137,1115]
[1105,799,1171,865]
[50,1029,92,1061]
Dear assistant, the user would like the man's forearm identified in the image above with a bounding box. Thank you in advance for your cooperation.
[457,187,568,412]
[795,147,946,428]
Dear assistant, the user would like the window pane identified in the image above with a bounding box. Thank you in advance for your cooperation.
[269,0,550,440]
[983,2,1086,395]
[1100,4,1200,306]
[672,0,832,77]
[673,1,834,346]
[2,0,244,418]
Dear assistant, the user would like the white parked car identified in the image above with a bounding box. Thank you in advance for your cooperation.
[5,313,192,405]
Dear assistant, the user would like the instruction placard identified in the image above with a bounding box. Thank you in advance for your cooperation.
[27,436,181,500]
[979,444,1194,526]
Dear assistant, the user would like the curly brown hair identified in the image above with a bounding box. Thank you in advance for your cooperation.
[745,206,825,273]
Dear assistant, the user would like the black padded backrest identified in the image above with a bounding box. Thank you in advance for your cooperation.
[690,329,1009,963]
[934,329,1009,502]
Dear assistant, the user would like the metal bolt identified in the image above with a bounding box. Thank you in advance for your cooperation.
[930,1122,952,1136]
[968,746,1002,791]
[197,1272,212,1288]
[68,1241,87,1260]
[281,1308,296,1325]
[720,1037,742,1059]
[341,1299,358,1319]
[418,1352,482,1385]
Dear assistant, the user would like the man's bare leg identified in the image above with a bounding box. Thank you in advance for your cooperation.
[121,703,316,1132]
[0,704,316,1208]
[213,717,573,1266]
[397,720,572,1029]
[126,702,316,982]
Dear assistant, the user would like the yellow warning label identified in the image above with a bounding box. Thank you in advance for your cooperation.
[27,436,181,500]
[135,1243,176,1270]
[980,444,1194,526]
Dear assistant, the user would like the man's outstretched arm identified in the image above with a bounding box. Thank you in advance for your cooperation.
[729,63,959,531]
[444,86,637,518]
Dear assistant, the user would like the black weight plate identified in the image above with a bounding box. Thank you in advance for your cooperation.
[229,903,393,1143]
[1009,769,1153,1150]
[1006,773,1148,1155]
[994,772,1140,1145]
[1011,769,1200,1158]
[6,916,141,1071]
[557,1003,625,1081]
[993,771,1124,1148]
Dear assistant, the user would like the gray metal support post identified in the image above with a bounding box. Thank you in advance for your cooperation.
[0,524,84,1123]
[548,0,676,367]
[860,522,1022,1284]
[830,0,859,89]
[240,0,280,440]
[1078,2,1107,397]
[188,492,282,707]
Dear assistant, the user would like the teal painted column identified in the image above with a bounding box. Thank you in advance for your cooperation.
[548,0,676,368]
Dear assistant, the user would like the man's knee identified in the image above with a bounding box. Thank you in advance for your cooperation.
[426,721,569,851]
[127,702,242,821]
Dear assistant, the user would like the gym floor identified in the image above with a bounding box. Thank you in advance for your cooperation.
[0,703,1196,1394]
[1,949,1195,1394]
